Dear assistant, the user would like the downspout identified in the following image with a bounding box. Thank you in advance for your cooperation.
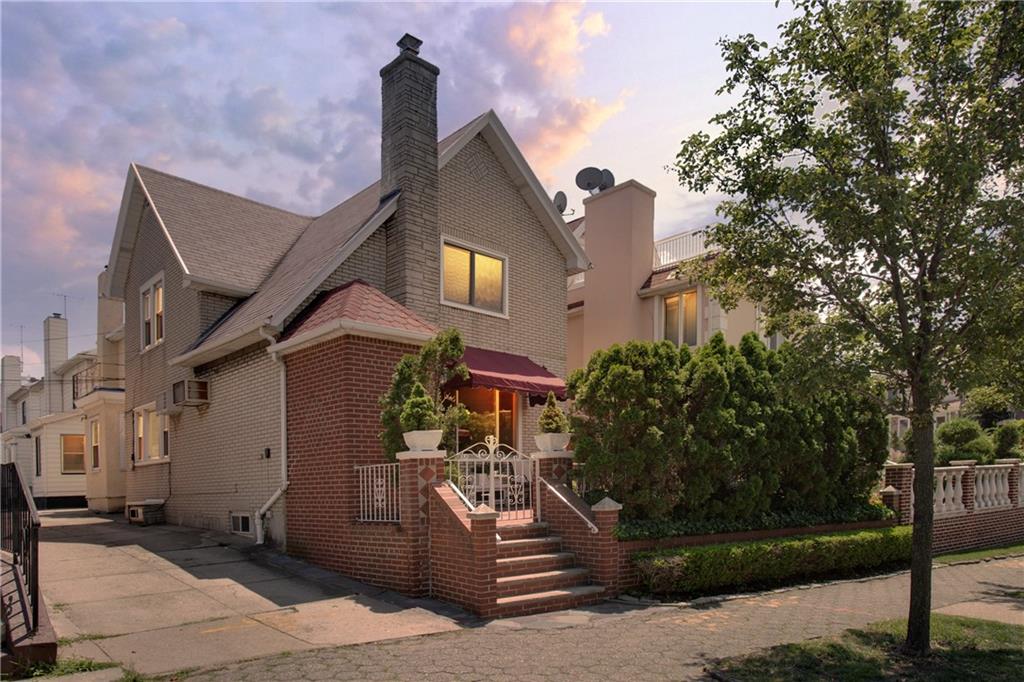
[257,326,288,544]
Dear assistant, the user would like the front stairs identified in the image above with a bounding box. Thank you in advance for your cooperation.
[492,521,605,617]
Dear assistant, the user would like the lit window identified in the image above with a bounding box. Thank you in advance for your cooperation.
[61,434,86,474]
[442,242,506,314]
[90,420,101,470]
[661,291,698,347]
[454,387,517,450]
[140,275,165,349]
[134,406,167,462]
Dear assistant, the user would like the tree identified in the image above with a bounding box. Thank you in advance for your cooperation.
[961,385,1013,428]
[674,0,1024,653]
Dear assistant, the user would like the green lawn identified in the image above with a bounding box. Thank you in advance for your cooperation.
[713,615,1024,681]
[934,542,1024,564]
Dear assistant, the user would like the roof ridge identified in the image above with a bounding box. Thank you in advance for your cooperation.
[134,164,317,220]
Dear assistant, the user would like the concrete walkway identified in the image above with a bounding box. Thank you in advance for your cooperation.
[39,510,461,675]
[183,557,1024,681]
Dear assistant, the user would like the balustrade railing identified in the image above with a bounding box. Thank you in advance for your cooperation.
[356,463,400,522]
[654,230,713,268]
[974,464,1012,510]
[933,466,967,517]
[1,461,41,634]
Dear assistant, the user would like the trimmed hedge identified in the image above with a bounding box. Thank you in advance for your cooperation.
[635,526,912,596]
[615,502,894,541]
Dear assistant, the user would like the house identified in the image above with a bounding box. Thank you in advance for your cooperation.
[1,314,88,508]
[565,179,779,371]
[100,33,587,563]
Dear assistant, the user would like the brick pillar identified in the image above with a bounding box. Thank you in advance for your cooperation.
[950,460,977,512]
[467,504,499,616]
[531,451,573,486]
[397,450,444,594]
[590,497,622,595]
[883,463,914,524]
[996,458,1021,508]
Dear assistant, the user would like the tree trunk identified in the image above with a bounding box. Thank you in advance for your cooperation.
[904,390,936,655]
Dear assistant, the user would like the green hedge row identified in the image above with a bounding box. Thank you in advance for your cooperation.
[634,526,912,596]
[615,502,894,541]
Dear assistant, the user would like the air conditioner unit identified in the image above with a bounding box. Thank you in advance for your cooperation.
[172,379,209,407]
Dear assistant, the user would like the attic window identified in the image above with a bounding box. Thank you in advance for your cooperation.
[441,239,507,317]
[140,273,165,350]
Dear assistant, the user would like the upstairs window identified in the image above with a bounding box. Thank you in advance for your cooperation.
[20,400,26,425]
[442,241,507,316]
[140,274,165,350]
[660,290,698,347]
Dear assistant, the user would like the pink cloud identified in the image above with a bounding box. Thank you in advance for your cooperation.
[505,3,610,85]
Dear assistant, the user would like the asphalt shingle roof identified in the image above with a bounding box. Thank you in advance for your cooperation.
[281,279,436,341]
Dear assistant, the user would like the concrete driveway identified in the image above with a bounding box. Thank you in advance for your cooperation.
[39,510,461,675]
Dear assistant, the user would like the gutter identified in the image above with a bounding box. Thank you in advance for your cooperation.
[256,326,289,545]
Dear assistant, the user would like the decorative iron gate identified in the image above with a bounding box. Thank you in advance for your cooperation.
[446,436,535,521]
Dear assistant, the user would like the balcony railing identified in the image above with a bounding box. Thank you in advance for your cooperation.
[654,230,714,269]
[72,366,125,401]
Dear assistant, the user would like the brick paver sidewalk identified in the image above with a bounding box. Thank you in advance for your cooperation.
[183,557,1023,681]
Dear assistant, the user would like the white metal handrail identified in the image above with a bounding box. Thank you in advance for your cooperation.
[654,230,713,268]
[541,479,598,534]
[975,464,1012,510]
[356,462,400,522]
[445,479,476,511]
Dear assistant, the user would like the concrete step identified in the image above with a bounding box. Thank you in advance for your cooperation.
[495,567,590,598]
[496,536,562,559]
[495,522,549,541]
[496,551,575,578]
[493,584,606,618]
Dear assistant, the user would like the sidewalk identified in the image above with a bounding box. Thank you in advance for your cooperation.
[38,510,461,675]
[183,557,1024,681]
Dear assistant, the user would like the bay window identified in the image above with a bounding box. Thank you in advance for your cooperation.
[442,240,507,316]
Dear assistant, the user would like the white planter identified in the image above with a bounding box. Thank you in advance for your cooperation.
[534,433,571,452]
[403,429,443,452]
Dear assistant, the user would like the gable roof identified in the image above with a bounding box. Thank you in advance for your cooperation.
[106,165,313,299]
[108,110,589,367]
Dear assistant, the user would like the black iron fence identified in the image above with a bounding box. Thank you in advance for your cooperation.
[72,365,125,402]
[1,461,40,634]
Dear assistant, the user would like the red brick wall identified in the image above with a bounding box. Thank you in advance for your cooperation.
[285,334,425,594]
[427,484,497,615]
[538,480,620,594]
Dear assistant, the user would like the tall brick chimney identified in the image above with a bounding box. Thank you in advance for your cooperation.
[380,33,440,320]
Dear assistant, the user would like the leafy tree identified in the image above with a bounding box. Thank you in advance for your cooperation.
[674,0,1024,652]
[935,417,995,465]
[379,328,469,458]
[961,385,1014,428]
[992,420,1022,459]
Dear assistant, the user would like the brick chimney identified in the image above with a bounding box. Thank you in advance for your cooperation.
[43,313,68,414]
[380,33,440,320]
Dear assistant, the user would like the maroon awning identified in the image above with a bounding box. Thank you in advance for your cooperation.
[455,347,566,401]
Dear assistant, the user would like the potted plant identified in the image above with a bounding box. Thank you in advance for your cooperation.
[400,382,443,451]
[534,391,571,451]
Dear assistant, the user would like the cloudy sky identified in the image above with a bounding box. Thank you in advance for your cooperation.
[1,1,792,373]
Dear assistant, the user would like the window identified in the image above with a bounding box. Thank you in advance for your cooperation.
[134,405,167,462]
[34,436,41,477]
[660,290,698,347]
[90,420,101,470]
[454,387,517,450]
[441,241,507,315]
[20,400,26,425]
[230,513,252,536]
[61,434,86,474]
[140,275,165,349]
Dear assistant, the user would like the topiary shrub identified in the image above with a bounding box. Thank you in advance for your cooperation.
[538,391,569,433]
[634,526,912,596]
[935,418,995,464]
[962,385,1013,429]
[400,382,441,431]
[993,420,1022,460]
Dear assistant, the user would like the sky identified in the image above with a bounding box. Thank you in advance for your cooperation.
[1,1,793,374]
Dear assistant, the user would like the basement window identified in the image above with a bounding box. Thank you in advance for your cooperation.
[230,512,253,536]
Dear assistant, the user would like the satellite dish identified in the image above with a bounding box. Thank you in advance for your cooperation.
[599,169,615,191]
[553,191,568,214]
[575,167,603,194]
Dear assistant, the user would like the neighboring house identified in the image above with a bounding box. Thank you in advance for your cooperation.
[565,179,778,371]
[1,314,89,507]
[100,33,587,559]
[73,270,127,512]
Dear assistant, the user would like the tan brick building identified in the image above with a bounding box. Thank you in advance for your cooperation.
[100,34,587,553]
